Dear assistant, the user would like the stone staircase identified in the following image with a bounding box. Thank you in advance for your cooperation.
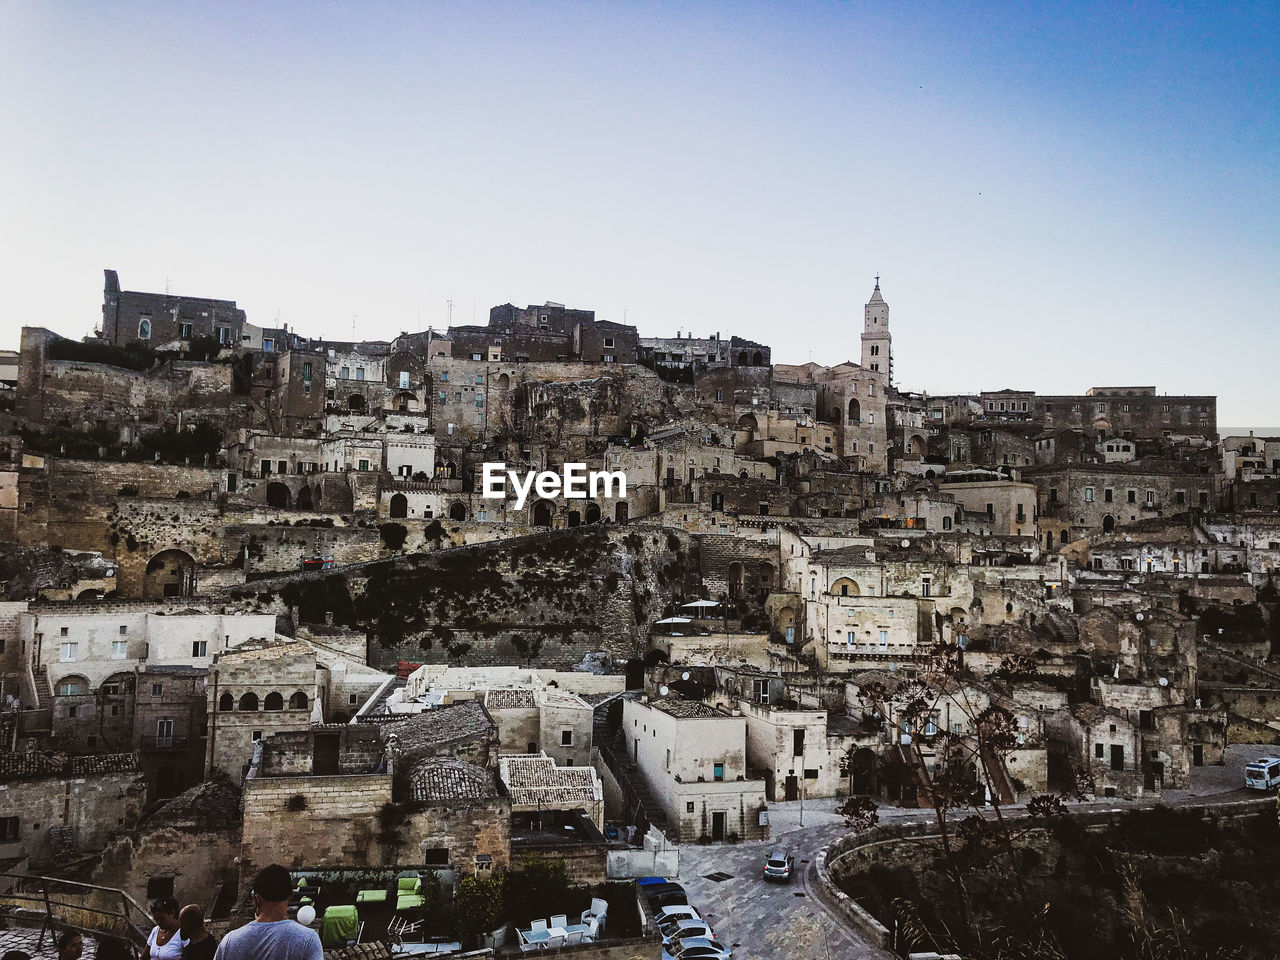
[31,666,51,710]
[593,711,670,835]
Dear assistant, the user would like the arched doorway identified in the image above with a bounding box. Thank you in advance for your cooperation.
[296,485,313,510]
[848,747,878,794]
[736,414,758,433]
[567,510,581,527]
[1046,531,1054,551]
[532,501,553,527]
[265,482,291,509]
[143,549,196,599]
[737,352,748,365]
[830,577,860,597]
[448,501,467,521]
[585,502,601,524]
[908,435,926,457]
[390,493,408,519]
[728,562,744,598]
[777,606,796,643]
[848,398,861,423]
[348,393,366,412]
[614,501,629,523]
[1102,514,1116,534]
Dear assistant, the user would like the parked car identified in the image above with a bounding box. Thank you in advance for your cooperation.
[662,919,721,948]
[763,850,795,883]
[655,905,702,927]
[664,936,732,960]
[642,881,688,909]
[1245,756,1280,791]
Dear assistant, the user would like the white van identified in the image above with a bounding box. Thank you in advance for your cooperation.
[1244,757,1280,791]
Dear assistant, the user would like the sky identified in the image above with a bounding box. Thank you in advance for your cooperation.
[1,1,1276,425]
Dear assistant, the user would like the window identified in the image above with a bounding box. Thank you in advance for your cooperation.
[560,730,573,746]
[878,630,888,648]
[111,640,127,659]
[349,693,359,705]
[341,365,350,379]
[151,683,163,697]
[604,337,615,348]
[793,729,805,756]
[1145,490,1155,506]
[60,641,77,662]
[192,640,207,657]
[1127,489,1137,504]
[358,459,370,471]
[217,327,232,345]
[138,318,152,339]
[1049,487,1058,503]
[251,730,263,741]
[1095,743,1105,759]
[262,338,274,351]
[868,413,875,424]
[470,353,482,361]
[277,459,288,474]
[474,855,493,874]
[156,719,174,747]
[686,802,695,813]
[399,371,410,389]
[180,322,192,339]
[301,362,312,382]
[1199,492,1209,506]
[1084,488,1094,502]
[56,677,85,696]
[1104,488,1113,503]
[752,678,770,704]
[713,763,725,782]
[60,627,68,637]
[356,367,365,381]
[942,515,952,530]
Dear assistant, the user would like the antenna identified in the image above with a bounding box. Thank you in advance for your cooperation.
[352,314,357,341]
[446,299,453,326]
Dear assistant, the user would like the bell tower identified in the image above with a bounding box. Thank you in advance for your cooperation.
[861,275,892,385]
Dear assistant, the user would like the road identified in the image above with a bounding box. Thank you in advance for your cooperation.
[673,743,1279,960]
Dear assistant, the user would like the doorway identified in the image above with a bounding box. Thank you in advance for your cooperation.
[711,811,726,841]
[784,775,799,801]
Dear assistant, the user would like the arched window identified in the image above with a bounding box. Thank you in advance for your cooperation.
[56,676,89,696]
[848,398,861,423]
[138,318,152,340]
[752,351,763,366]
[289,692,310,710]
[264,692,284,711]
[219,692,234,712]
[238,692,259,712]
[585,503,601,524]
[737,352,748,365]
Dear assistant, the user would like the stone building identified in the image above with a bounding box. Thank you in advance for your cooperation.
[101,269,247,350]
[621,695,769,843]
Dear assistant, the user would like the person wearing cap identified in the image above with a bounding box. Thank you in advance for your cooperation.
[212,865,322,960]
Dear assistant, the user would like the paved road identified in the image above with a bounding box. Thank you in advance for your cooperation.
[671,743,1280,960]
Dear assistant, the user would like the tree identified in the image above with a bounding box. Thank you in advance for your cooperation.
[454,875,504,944]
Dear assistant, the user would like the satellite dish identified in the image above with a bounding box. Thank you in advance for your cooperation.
[901,539,911,548]
[1157,677,1169,687]
[681,671,690,681]
[1136,612,1144,621]
[659,685,669,697]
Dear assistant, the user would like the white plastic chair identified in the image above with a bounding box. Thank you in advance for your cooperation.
[531,919,548,935]
[550,914,567,930]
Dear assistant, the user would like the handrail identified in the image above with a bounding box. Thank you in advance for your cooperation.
[0,873,151,947]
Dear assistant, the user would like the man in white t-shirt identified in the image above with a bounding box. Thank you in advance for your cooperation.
[213,865,322,960]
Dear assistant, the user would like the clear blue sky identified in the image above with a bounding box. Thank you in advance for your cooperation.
[1,1,1276,425]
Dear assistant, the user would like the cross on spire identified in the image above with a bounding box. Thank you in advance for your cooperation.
[874,273,880,288]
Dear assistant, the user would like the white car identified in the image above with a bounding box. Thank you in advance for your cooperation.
[663,937,732,960]
[655,905,702,927]
[661,919,720,948]
[1245,756,1280,791]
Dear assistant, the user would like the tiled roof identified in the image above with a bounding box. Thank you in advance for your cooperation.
[147,774,241,830]
[406,758,498,802]
[650,698,727,720]
[0,751,139,781]
[500,755,601,808]
[485,689,536,710]
[381,700,494,760]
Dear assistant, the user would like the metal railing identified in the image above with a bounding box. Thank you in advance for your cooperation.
[0,873,151,949]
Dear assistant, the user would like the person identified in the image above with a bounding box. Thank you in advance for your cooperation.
[56,931,84,960]
[147,898,187,960]
[179,905,218,960]
[212,865,322,960]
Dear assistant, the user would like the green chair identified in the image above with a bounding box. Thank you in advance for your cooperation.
[395,877,425,912]
[356,888,388,905]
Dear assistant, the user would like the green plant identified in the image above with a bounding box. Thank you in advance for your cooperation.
[454,875,504,944]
